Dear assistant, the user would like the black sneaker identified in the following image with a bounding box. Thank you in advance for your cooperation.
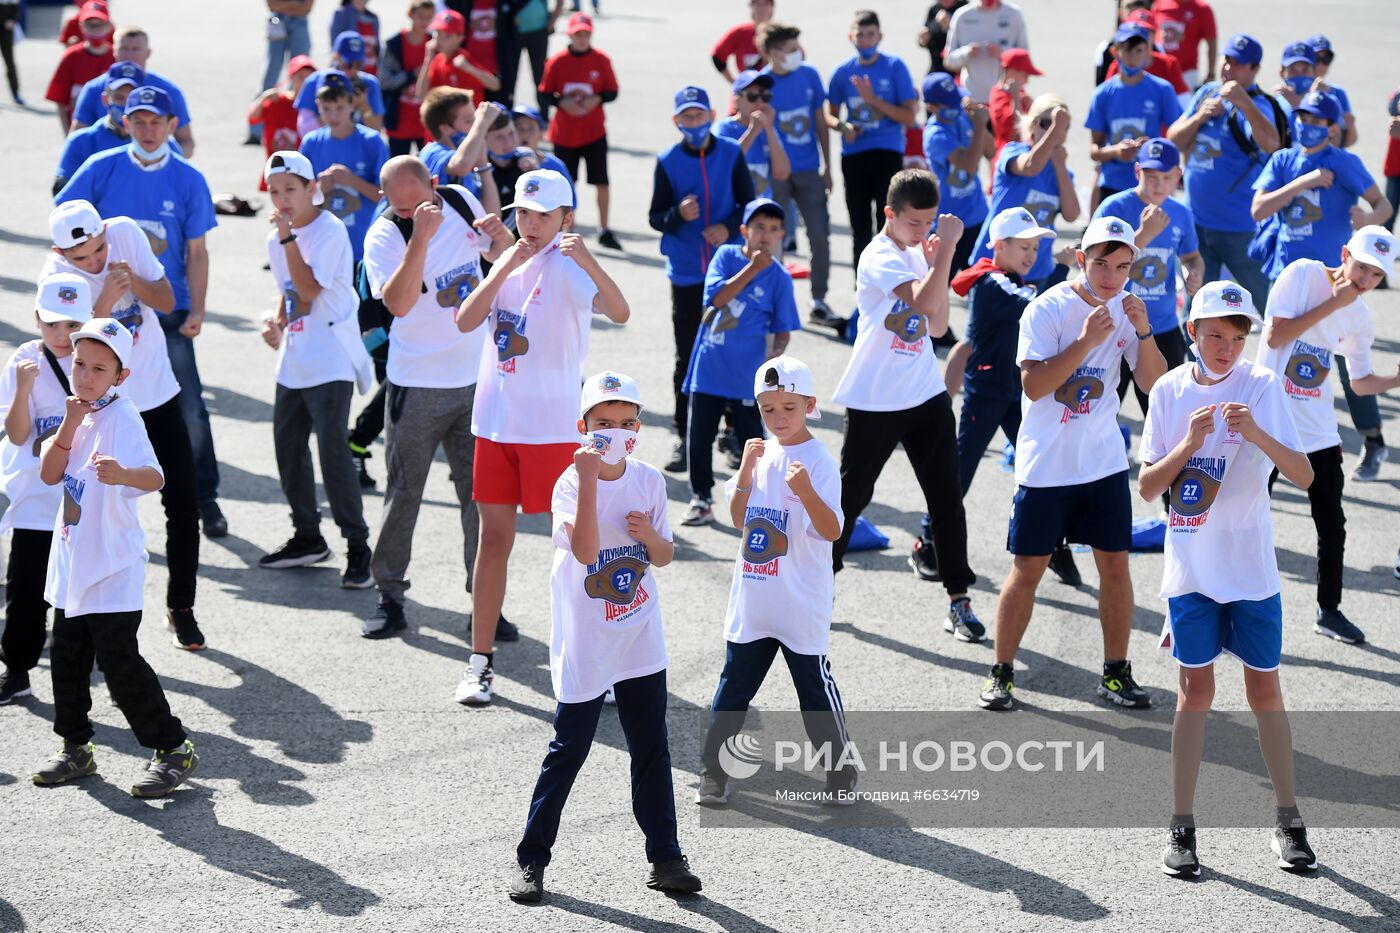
[259,535,333,569]
[1048,544,1083,586]
[199,501,228,539]
[822,767,859,807]
[167,609,206,651]
[1161,824,1201,877]
[808,298,841,328]
[1272,823,1318,872]
[130,740,199,798]
[908,537,940,581]
[1098,661,1151,708]
[598,228,623,250]
[694,772,729,807]
[32,740,98,785]
[664,441,687,474]
[647,856,702,893]
[979,663,1015,710]
[1314,608,1365,644]
[351,444,377,489]
[467,613,520,642]
[361,597,407,639]
[0,668,32,705]
[341,544,373,589]
[508,862,545,902]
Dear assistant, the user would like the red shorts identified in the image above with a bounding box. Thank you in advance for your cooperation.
[472,438,577,514]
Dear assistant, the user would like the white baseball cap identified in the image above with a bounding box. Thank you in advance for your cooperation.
[1081,215,1141,258]
[754,355,821,420]
[49,200,104,249]
[989,206,1055,242]
[264,150,326,206]
[1345,225,1397,277]
[71,317,134,370]
[1189,280,1263,327]
[579,370,644,418]
[504,169,573,214]
[35,273,95,324]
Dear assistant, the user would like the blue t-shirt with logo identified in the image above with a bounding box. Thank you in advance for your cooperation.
[684,244,801,400]
[972,141,1073,283]
[1095,190,1199,334]
[1254,145,1374,272]
[1084,73,1183,190]
[826,52,917,156]
[717,117,774,199]
[922,112,989,229]
[72,70,192,128]
[758,62,827,174]
[419,139,484,202]
[1182,82,1281,233]
[55,147,217,311]
[294,70,385,117]
[300,124,390,262]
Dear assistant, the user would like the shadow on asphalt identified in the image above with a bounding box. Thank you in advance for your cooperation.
[1207,866,1400,933]
[0,895,23,933]
[535,890,787,933]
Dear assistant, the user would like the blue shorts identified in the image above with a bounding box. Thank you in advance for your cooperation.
[1007,470,1132,556]
[1162,592,1283,672]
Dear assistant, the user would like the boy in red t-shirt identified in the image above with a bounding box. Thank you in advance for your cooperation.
[415,9,500,111]
[248,55,317,189]
[46,2,114,132]
[710,0,773,82]
[382,0,435,156]
[465,0,500,85]
[989,48,1039,165]
[1152,0,1216,89]
[540,13,620,249]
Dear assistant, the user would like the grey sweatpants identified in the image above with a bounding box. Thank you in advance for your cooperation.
[273,380,369,546]
[770,169,831,300]
[371,381,478,603]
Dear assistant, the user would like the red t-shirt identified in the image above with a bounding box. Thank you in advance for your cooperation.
[59,15,86,46]
[711,21,762,73]
[390,32,429,141]
[988,86,1026,162]
[251,91,302,189]
[1105,51,1190,94]
[355,17,380,75]
[1152,0,1215,75]
[539,47,617,149]
[1385,88,1400,177]
[46,43,115,110]
[427,52,487,109]
[466,0,499,76]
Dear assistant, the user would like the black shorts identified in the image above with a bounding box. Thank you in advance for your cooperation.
[553,136,609,186]
[1007,469,1132,556]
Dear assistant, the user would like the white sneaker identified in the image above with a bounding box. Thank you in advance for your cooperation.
[603,686,617,705]
[454,652,494,706]
[681,497,713,526]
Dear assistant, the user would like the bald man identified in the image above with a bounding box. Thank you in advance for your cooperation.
[69,27,196,157]
[359,156,514,643]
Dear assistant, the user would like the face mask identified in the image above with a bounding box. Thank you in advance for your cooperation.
[854,42,879,59]
[936,106,961,124]
[106,103,124,125]
[1190,337,1246,379]
[780,50,803,72]
[1293,117,1329,149]
[488,149,514,161]
[1077,266,1122,303]
[582,428,637,465]
[679,121,712,149]
[89,391,120,411]
[133,138,170,162]
[1119,63,1144,78]
[1285,75,1315,97]
[449,131,468,146]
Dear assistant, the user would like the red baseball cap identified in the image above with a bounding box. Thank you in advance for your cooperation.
[1000,48,1041,76]
[79,1,111,22]
[286,54,316,79]
[565,12,594,34]
[1124,9,1154,27]
[429,9,466,34]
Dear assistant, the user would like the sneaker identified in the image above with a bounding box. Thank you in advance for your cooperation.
[1351,436,1388,482]
[1161,824,1201,877]
[808,298,841,328]
[0,668,32,705]
[1048,544,1083,587]
[467,612,520,643]
[598,228,622,250]
[508,862,545,903]
[694,772,729,806]
[167,609,206,651]
[908,537,940,581]
[944,597,986,643]
[1271,823,1318,872]
[646,856,702,893]
[455,653,494,706]
[242,133,262,146]
[1098,661,1151,708]
[32,741,98,785]
[341,544,373,589]
[681,497,714,526]
[130,740,199,798]
[822,768,859,807]
[350,444,377,489]
[361,597,407,639]
[979,663,1015,710]
[199,501,228,539]
[602,685,617,705]
[258,535,333,569]
[664,441,687,474]
[1314,608,1365,645]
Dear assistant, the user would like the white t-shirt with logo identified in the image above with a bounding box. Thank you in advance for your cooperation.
[1014,282,1142,487]
[833,233,947,412]
[0,341,72,535]
[267,211,359,389]
[39,216,181,413]
[549,458,671,703]
[472,233,599,444]
[44,396,163,617]
[1140,359,1303,603]
[722,436,843,656]
[363,186,489,389]
[1256,259,1375,454]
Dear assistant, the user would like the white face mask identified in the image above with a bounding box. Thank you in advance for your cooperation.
[780,50,803,72]
[582,428,637,466]
[1190,333,1247,380]
[1077,267,1122,304]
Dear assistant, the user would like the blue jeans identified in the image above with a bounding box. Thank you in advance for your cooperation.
[160,310,221,505]
[261,14,310,93]
[1194,224,1273,312]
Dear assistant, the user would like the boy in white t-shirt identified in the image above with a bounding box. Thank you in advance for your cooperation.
[0,275,90,705]
[979,215,1168,711]
[1139,281,1318,877]
[256,152,374,588]
[31,317,199,799]
[695,356,855,807]
[508,371,701,904]
[830,169,983,642]
[455,169,631,706]
[1255,226,1400,645]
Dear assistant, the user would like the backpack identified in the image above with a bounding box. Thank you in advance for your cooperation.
[1224,89,1292,176]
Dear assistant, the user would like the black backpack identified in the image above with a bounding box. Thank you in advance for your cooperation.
[1225,88,1292,172]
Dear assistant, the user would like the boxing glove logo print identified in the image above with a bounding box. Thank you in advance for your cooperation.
[583,544,652,622]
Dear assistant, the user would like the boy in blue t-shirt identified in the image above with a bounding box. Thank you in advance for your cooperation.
[294,33,386,132]
[1272,41,1352,149]
[1095,138,1203,411]
[680,198,800,526]
[1086,23,1183,204]
[416,88,492,205]
[825,11,918,276]
[716,70,791,202]
[1305,36,1356,148]
[299,82,390,264]
[921,71,989,273]
[55,62,144,195]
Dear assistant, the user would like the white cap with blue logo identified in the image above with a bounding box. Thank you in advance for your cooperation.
[1345,225,1397,277]
[1189,281,1263,327]
[1081,215,1141,258]
[71,316,134,369]
[580,370,644,418]
[35,273,95,324]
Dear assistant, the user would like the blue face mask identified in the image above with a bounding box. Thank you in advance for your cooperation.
[133,138,170,162]
[680,121,713,149]
[1119,63,1145,78]
[1293,117,1330,149]
[1285,75,1315,97]
[449,131,468,146]
[936,106,961,124]
[855,42,879,59]
[107,103,125,125]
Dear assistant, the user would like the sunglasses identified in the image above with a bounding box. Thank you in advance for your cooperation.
[1036,116,1053,130]
[743,90,773,103]
[1315,51,1334,65]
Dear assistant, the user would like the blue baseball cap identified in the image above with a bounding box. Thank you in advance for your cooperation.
[123,85,173,118]
[921,72,961,107]
[674,85,710,115]
[1223,33,1263,67]
[1306,34,1332,55]
[510,105,546,129]
[1137,137,1180,171]
[334,31,367,63]
[1281,42,1316,66]
[320,69,353,92]
[1296,90,1341,124]
[732,70,773,96]
[1113,22,1152,46]
[104,61,145,92]
[742,197,784,226]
